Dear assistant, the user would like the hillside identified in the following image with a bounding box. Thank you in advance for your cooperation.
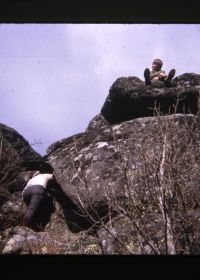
[0,73,200,254]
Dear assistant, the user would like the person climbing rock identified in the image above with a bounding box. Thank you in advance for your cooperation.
[144,58,176,87]
[22,170,54,230]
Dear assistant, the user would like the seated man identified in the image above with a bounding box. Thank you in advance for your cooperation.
[22,170,54,230]
[144,58,176,86]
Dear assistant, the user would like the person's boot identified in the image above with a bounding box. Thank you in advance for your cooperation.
[165,69,176,86]
[144,68,151,85]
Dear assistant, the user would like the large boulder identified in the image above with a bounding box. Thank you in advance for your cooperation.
[47,114,200,254]
[101,73,200,124]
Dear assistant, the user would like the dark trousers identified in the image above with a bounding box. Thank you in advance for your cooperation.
[23,185,46,225]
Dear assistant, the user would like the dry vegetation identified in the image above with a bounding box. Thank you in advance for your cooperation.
[72,112,200,254]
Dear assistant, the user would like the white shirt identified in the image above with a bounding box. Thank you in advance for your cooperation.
[22,173,53,197]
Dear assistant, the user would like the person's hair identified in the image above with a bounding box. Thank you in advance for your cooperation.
[24,170,40,182]
[153,58,163,68]
[24,171,33,183]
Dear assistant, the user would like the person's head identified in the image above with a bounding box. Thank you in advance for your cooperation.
[152,58,163,71]
[24,170,41,182]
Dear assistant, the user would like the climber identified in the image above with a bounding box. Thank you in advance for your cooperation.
[144,58,176,86]
[22,170,54,229]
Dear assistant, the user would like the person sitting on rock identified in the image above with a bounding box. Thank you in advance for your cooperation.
[22,170,54,230]
[144,58,176,87]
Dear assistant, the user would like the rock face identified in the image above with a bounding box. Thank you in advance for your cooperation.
[0,124,49,238]
[101,73,200,124]
[47,114,200,254]
[1,73,200,254]
[0,123,41,184]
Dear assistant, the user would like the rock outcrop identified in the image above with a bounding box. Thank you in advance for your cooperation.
[0,123,41,184]
[46,113,200,254]
[101,73,200,124]
[1,73,200,254]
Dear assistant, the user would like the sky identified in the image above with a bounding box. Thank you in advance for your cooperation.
[0,24,200,156]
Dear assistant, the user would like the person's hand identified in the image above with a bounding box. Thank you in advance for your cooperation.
[159,72,167,78]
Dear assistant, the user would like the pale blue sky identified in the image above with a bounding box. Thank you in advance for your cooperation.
[0,24,200,155]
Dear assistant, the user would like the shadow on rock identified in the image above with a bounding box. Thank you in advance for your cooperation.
[48,181,96,233]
